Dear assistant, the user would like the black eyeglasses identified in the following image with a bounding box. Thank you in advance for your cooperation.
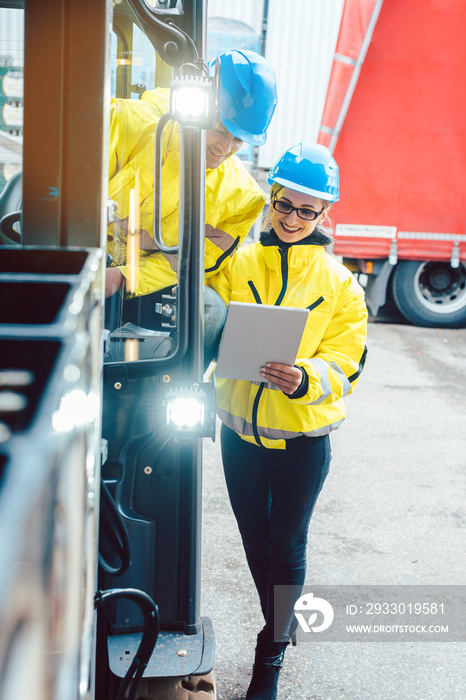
[272,198,324,221]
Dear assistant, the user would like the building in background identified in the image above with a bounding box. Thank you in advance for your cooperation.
[0,2,345,190]
[0,8,23,190]
[207,0,344,169]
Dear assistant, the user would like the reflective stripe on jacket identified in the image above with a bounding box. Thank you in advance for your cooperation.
[208,232,368,449]
[107,88,266,295]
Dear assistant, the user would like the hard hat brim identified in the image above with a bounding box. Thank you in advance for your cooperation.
[267,175,339,202]
[221,115,267,147]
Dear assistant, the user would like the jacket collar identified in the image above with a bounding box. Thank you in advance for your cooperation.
[260,228,329,270]
[260,227,332,249]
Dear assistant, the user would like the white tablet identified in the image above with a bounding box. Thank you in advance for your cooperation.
[215,301,309,382]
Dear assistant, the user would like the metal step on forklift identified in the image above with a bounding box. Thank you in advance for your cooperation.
[0,1,218,698]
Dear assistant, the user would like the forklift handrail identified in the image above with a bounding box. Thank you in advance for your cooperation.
[153,112,178,254]
[104,124,200,379]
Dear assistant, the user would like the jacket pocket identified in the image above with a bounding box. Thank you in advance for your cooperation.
[205,235,240,273]
[307,295,325,311]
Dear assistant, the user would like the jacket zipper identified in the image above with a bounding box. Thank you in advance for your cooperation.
[252,383,266,447]
[205,235,240,273]
[274,247,289,306]
[247,283,265,445]
[251,246,290,446]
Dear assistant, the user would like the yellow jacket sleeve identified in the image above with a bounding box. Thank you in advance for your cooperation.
[107,90,266,295]
[293,276,368,406]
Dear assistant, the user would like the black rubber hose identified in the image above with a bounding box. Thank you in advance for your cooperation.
[98,480,131,576]
[0,211,21,243]
[95,588,159,700]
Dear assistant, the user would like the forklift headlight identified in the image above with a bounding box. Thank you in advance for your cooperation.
[165,382,216,439]
[170,67,218,128]
[167,395,205,430]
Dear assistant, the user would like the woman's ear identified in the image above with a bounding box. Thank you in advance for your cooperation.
[318,206,331,224]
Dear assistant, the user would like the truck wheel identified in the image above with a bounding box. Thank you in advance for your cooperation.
[135,671,216,699]
[392,260,466,328]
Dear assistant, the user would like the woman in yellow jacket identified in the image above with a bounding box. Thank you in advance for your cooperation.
[208,143,367,699]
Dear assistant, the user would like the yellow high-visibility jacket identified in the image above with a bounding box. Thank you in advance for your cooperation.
[107,88,266,295]
[208,229,368,449]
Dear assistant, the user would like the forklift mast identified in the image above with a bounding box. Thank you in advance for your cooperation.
[0,1,216,698]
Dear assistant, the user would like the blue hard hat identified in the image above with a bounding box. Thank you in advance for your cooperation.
[267,143,340,202]
[212,50,278,146]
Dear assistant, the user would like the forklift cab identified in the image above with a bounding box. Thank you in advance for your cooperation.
[0,1,217,698]
[100,2,218,697]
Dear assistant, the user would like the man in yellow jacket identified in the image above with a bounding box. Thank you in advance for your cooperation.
[105,50,277,363]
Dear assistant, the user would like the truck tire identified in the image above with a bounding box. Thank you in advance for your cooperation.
[135,671,216,699]
[392,260,466,328]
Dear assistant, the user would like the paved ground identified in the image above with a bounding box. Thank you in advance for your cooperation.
[201,320,466,699]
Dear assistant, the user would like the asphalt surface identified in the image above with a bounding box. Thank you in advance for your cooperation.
[201,320,466,699]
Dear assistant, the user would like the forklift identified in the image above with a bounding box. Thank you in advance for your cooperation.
[0,1,217,698]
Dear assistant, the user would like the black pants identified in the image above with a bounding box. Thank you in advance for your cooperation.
[220,423,331,641]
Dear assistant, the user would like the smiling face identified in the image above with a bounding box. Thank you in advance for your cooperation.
[270,187,328,243]
[205,121,244,169]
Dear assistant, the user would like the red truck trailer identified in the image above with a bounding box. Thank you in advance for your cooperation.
[318,0,466,328]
